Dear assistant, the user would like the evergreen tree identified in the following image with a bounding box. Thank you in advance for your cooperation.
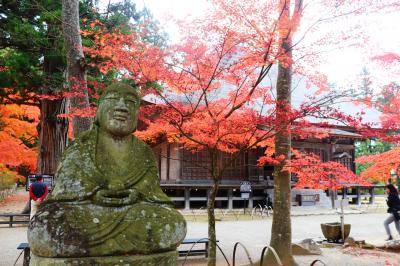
[0,0,163,174]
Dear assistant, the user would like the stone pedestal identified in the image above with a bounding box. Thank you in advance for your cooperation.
[30,250,178,266]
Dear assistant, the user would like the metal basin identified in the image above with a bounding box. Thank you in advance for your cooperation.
[321,222,351,242]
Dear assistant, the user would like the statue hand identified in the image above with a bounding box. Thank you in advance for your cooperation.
[94,188,139,206]
[108,181,125,191]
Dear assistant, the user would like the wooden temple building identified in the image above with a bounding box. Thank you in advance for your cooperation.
[152,126,371,209]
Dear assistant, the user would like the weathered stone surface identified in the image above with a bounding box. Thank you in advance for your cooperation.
[343,237,370,248]
[320,222,351,242]
[343,237,356,247]
[292,238,322,255]
[30,250,178,266]
[381,239,400,250]
[28,83,186,262]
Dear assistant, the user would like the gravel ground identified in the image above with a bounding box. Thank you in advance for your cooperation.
[1,190,400,266]
[181,213,400,265]
[1,226,26,266]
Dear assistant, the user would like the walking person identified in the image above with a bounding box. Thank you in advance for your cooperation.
[384,184,400,240]
[29,175,49,219]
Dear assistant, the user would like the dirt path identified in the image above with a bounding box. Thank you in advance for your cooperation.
[0,188,29,214]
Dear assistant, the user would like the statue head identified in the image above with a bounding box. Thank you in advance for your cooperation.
[95,83,141,137]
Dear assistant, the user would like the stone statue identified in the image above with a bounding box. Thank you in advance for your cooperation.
[28,83,187,265]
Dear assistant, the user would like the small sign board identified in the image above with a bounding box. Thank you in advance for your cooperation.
[240,181,252,193]
[26,174,54,191]
[240,181,252,199]
[241,192,250,199]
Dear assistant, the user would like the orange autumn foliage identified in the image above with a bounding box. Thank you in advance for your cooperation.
[82,0,400,192]
[0,104,39,172]
[290,150,371,189]
[355,53,400,181]
[356,147,400,182]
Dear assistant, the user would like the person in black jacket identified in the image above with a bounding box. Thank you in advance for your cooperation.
[384,184,400,240]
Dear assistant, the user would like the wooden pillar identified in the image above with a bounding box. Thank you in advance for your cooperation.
[369,187,375,204]
[23,247,30,266]
[158,150,162,179]
[341,188,347,201]
[248,192,253,209]
[206,189,210,208]
[355,187,361,205]
[228,189,233,210]
[329,189,337,209]
[166,144,171,181]
[184,188,190,210]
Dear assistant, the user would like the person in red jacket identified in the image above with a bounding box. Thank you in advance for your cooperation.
[29,176,48,219]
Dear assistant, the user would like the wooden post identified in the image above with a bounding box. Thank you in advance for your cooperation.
[369,187,375,204]
[330,189,337,209]
[23,247,30,266]
[340,200,345,243]
[356,187,361,205]
[166,144,171,181]
[228,189,233,210]
[248,192,253,209]
[207,189,211,208]
[184,188,190,210]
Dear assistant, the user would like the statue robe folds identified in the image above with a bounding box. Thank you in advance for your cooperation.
[28,127,186,258]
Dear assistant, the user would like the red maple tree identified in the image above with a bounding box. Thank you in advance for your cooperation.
[356,53,400,182]
[82,1,400,264]
[0,104,39,176]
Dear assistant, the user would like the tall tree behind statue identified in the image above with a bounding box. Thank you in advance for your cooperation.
[62,0,91,136]
[0,1,68,175]
[0,0,163,176]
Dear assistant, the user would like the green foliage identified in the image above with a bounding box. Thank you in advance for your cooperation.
[0,118,5,131]
[376,83,400,108]
[0,164,19,189]
[0,0,166,105]
[355,139,392,175]
[19,135,38,148]
[0,0,64,104]
[81,0,167,92]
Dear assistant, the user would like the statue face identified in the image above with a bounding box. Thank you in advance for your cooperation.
[96,91,139,137]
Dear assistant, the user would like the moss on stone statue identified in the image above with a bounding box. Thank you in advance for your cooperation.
[28,83,186,264]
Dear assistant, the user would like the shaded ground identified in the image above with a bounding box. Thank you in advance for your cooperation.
[1,190,400,266]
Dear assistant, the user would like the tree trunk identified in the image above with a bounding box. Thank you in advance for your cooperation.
[268,61,296,266]
[207,151,220,266]
[267,1,297,265]
[207,182,219,266]
[62,0,92,136]
[37,98,68,175]
[37,21,68,175]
